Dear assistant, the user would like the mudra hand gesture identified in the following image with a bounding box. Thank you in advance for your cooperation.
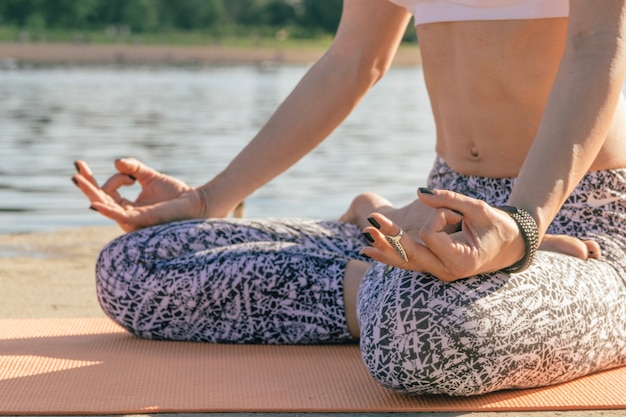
[72,158,205,232]
[360,188,601,282]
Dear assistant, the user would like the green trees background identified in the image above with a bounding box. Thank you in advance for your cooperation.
[0,0,346,42]
[0,0,417,45]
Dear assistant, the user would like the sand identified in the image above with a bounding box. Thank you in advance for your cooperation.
[0,42,421,66]
[0,225,121,318]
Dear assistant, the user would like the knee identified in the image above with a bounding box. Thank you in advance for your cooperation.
[94,236,144,333]
[95,240,122,309]
[359,299,486,396]
[95,236,134,296]
[359,304,437,394]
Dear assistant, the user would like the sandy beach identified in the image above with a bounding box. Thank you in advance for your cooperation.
[0,225,121,318]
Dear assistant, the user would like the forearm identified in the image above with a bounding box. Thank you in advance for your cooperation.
[201,54,377,216]
[509,17,626,238]
[193,0,411,218]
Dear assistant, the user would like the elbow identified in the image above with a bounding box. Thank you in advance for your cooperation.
[325,45,393,91]
[359,51,394,87]
[568,29,626,77]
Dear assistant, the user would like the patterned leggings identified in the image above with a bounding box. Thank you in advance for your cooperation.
[358,158,626,395]
[96,218,368,344]
[96,158,626,396]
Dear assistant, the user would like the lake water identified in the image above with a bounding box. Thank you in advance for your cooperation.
[0,64,436,234]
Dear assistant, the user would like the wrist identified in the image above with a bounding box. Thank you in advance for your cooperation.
[495,205,539,274]
[196,181,242,219]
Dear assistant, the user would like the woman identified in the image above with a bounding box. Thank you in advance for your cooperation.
[72,0,626,396]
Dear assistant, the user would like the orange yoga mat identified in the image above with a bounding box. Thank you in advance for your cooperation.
[1,317,625,414]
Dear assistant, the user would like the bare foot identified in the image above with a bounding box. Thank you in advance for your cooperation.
[539,234,601,260]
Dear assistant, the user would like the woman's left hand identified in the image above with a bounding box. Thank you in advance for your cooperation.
[361,189,524,281]
[360,188,599,282]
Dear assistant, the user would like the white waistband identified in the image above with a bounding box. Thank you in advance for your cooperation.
[388,0,568,25]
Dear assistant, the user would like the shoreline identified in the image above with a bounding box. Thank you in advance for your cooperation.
[0,42,421,67]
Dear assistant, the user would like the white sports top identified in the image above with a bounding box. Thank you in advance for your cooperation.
[387,0,569,25]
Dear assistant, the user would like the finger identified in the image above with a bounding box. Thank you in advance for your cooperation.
[101,173,137,196]
[73,160,99,188]
[366,213,409,261]
[359,230,411,266]
[363,213,450,275]
[417,187,487,219]
[90,201,140,232]
[359,237,458,281]
[114,158,159,184]
[362,213,409,264]
[416,208,478,275]
[419,208,466,251]
[71,174,112,205]
[366,212,402,236]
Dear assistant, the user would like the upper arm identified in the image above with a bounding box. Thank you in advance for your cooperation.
[567,0,626,78]
[328,0,413,81]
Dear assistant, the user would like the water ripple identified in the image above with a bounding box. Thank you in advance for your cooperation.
[0,65,435,234]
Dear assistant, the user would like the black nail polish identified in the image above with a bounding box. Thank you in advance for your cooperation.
[367,217,381,229]
[363,232,375,243]
[89,205,98,212]
[74,161,80,173]
[419,187,434,195]
[71,177,79,186]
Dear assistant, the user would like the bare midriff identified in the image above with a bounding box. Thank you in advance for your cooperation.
[417,18,626,178]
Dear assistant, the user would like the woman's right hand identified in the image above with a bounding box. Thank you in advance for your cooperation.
[72,158,207,232]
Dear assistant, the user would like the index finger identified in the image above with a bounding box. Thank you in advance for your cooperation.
[74,160,99,188]
[360,230,458,280]
[101,173,137,196]
[418,188,491,220]
[71,173,115,206]
[114,158,160,184]
[361,213,456,279]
